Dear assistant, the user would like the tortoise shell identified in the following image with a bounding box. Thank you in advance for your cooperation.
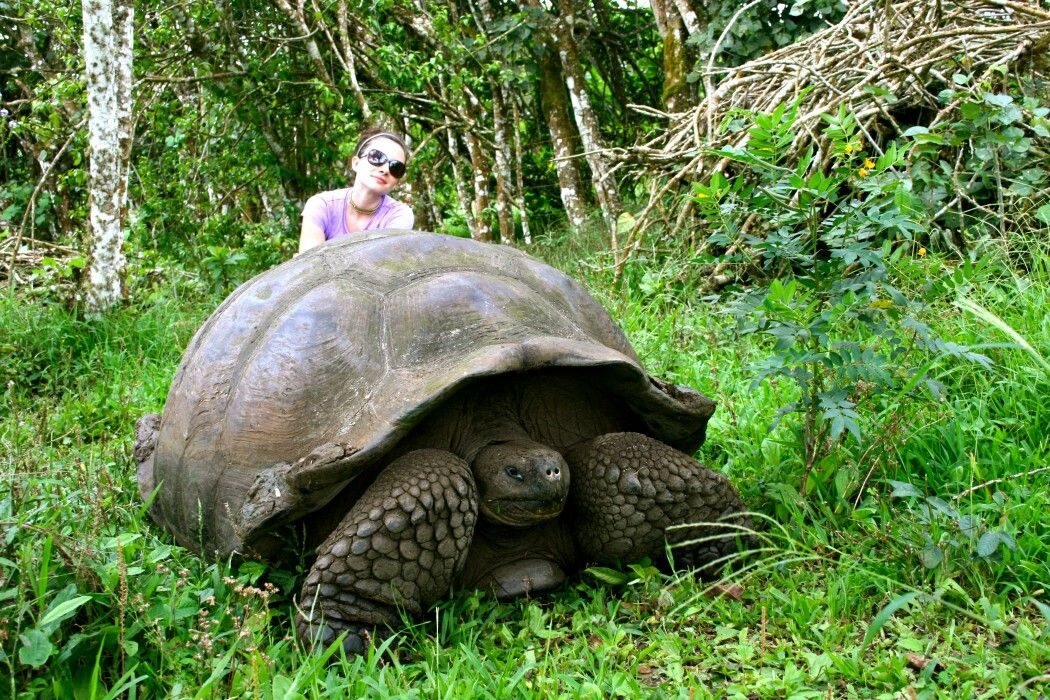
[141,231,714,558]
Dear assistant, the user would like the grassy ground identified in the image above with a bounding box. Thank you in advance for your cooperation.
[1,242,1048,698]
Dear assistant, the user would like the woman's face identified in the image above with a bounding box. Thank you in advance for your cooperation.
[351,137,407,195]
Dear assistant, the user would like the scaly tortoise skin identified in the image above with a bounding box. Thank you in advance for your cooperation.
[135,230,748,653]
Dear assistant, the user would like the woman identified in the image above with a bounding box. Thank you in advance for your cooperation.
[298,128,415,254]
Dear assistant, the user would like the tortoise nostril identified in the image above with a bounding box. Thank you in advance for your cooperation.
[546,466,560,480]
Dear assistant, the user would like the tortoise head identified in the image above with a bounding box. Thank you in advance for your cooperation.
[471,439,570,526]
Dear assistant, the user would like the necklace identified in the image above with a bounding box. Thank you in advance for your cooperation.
[349,191,380,215]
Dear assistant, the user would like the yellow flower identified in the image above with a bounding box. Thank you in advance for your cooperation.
[864,158,876,169]
[918,247,927,257]
[857,168,870,177]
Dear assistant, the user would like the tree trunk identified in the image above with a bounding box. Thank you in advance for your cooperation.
[538,46,588,234]
[438,73,480,239]
[274,0,335,87]
[511,98,533,245]
[489,80,515,244]
[82,0,133,314]
[462,130,492,241]
[460,86,493,242]
[552,0,621,240]
[650,0,696,112]
[670,0,702,35]
[335,0,371,119]
[469,0,515,243]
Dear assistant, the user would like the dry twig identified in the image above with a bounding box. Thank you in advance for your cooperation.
[617,0,1050,278]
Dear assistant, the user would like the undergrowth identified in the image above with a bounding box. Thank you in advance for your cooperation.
[1,240,1048,697]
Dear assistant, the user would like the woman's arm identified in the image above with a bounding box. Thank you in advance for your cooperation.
[298,194,329,254]
[298,220,326,254]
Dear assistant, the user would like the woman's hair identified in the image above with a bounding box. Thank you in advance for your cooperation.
[354,128,410,161]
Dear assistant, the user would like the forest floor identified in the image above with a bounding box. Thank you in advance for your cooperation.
[1,238,1048,698]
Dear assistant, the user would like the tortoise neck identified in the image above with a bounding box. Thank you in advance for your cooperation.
[448,383,542,463]
[458,414,538,464]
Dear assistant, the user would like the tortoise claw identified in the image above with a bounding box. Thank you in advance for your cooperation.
[297,614,380,656]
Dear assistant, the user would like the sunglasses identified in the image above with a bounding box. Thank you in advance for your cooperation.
[360,148,406,179]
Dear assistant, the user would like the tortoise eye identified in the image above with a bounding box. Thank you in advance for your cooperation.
[504,466,525,482]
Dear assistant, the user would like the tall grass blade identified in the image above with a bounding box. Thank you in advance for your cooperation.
[862,591,920,649]
[39,595,92,627]
[955,297,1050,376]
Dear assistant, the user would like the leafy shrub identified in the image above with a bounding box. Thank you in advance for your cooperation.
[692,101,990,490]
[686,0,848,74]
[888,480,1018,571]
[905,75,1050,258]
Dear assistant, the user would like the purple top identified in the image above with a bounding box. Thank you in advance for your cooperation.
[301,188,415,240]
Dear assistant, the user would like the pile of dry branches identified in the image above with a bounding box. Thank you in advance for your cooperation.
[619,0,1050,271]
[0,233,79,288]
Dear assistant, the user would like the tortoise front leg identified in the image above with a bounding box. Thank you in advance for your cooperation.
[296,449,478,654]
[565,432,749,573]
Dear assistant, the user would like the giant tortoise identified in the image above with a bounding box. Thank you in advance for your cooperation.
[135,230,749,653]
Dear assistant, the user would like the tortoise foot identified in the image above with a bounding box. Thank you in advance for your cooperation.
[296,592,390,655]
[296,449,478,654]
[566,432,750,573]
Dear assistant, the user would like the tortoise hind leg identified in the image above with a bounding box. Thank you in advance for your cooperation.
[134,413,162,501]
[296,449,478,654]
[565,432,750,573]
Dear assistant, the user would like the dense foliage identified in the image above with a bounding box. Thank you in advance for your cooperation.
[2,0,1049,697]
[2,230,1049,696]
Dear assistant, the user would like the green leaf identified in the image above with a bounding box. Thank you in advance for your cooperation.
[984,93,1014,108]
[18,629,53,668]
[1008,181,1034,197]
[977,531,1016,557]
[925,496,958,519]
[39,595,92,628]
[863,591,920,648]
[615,211,636,236]
[584,566,631,586]
[920,544,944,569]
[1033,598,1050,625]
[976,531,1002,557]
[957,515,979,536]
[101,532,142,549]
[889,480,922,498]
[526,607,561,640]
[1036,204,1050,226]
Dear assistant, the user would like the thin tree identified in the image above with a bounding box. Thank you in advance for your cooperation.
[82,0,133,313]
[552,0,621,239]
[650,0,703,111]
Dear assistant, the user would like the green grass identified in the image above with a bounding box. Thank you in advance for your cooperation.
[2,246,1049,698]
